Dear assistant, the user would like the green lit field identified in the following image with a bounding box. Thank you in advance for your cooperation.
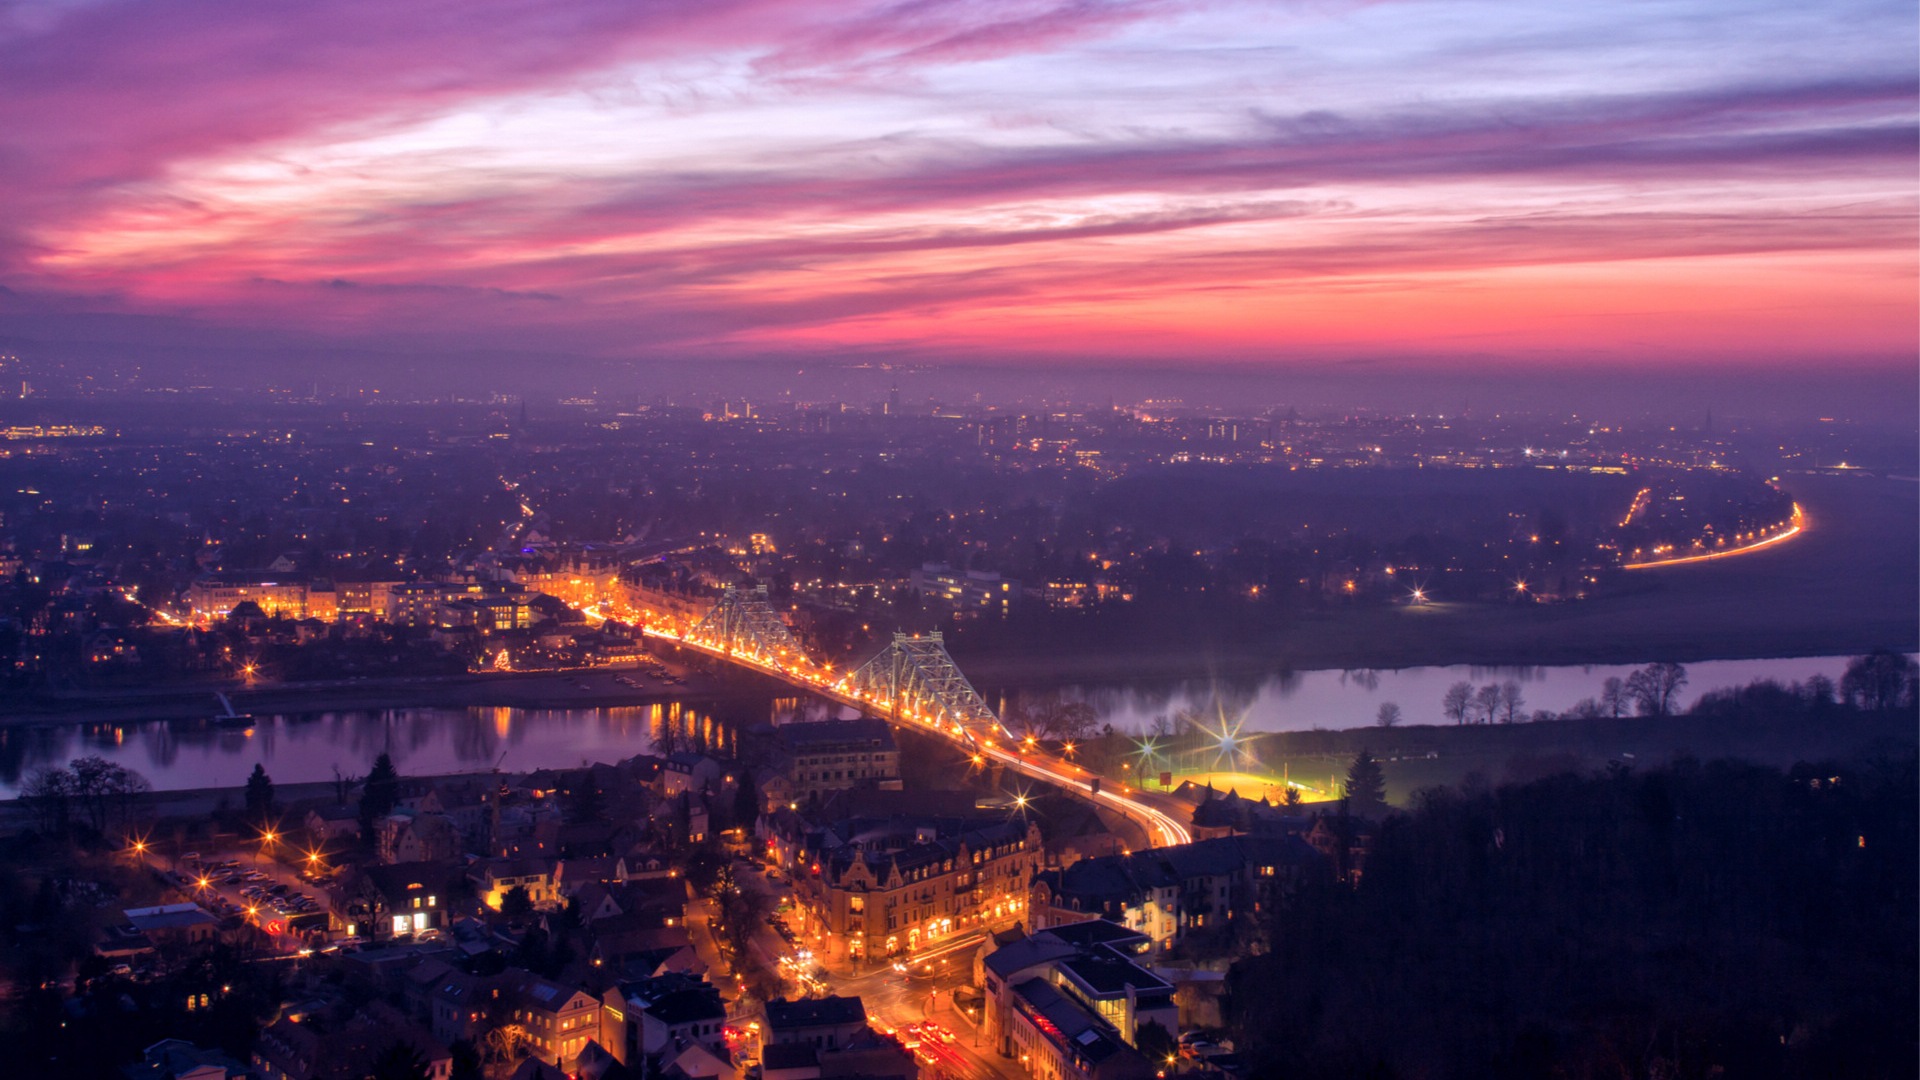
[1146,768,1337,804]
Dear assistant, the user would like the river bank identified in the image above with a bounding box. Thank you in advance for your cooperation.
[0,656,797,730]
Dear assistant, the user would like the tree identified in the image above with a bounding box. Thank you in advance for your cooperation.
[1442,682,1473,725]
[448,1039,483,1080]
[360,752,400,841]
[1496,681,1524,724]
[1135,1019,1178,1066]
[1473,684,1502,725]
[20,767,75,835]
[1841,650,1917,712]
[1375,702,1403,728]
[500,885,534,918]
[1343,750,1386,816]
[370,1040,431,1080]
[731,776,761,829]
[244,763,275,824]
[566,777,604,825]
[1625,662,1688,717]
[67,757,149,835]
[1283,786,1304,808]
[331,764,359,805]
[1803,673,1837,708]
[1599,676,1628,718]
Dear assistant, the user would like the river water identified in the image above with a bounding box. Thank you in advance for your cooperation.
[0,655,1866,795]
[1023,654,1864,741]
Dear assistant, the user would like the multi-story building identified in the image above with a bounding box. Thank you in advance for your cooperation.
[788,816,1042,963]
[778,718,901,801]
[909,562,1019,615]
[503,972,603,1068]
[979,920,1172,1080]
[599,972,729,1068]
[187,572,310,622]
[1028,834,1320,955]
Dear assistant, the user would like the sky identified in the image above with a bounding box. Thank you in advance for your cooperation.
[0,0,1915,378]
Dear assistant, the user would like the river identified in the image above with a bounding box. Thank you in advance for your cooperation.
[0,654,1870,795]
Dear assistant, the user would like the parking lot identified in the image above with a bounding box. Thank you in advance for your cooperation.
[149,847,333,952]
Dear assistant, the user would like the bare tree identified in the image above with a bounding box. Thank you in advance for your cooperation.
[1375,702,1403,728]
[68,756,150,835]
[1442,682,1473,725]
[1841,651,1917,712]
[1599,677,1628,718]
[20,766,75,835]
[1497,681,1524,724]
[1474,684,1503,725]
[1625,663,1688,717]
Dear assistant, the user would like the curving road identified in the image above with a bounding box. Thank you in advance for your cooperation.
[638,626,1192,848]
[1623,503,1805,570]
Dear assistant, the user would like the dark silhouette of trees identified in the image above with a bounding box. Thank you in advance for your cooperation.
[1135,1019,1177,1066]
[566,777,603,825]
[1842,650,1917,712]
[1473,683,1502,724]
[243,764,275,825]
[30,757,152,837]
[359,752,400,842]
[1230,752,1918,1078]
[1496,680,1523,724]
[1626,661,1688,716]
[1343,750,1386,816]
[1375,702,1402,728]
[1600,675,1629,717]
[499,886,533,918]
[369,1041,431,1080]
[1442,681,1472,725]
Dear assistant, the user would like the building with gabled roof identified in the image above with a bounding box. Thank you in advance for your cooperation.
[981,919,1167,1080]
[787,815,1041,963]
[1030,833,1319,954]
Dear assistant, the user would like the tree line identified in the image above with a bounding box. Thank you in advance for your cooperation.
[1426,652,1917,728]
[1231,749,1919,1077]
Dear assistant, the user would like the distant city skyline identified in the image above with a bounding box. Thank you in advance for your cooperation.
[0,0,1914,380]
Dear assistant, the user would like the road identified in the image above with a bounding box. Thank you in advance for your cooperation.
[1623,502,1805,569]
[634,624,1191,849]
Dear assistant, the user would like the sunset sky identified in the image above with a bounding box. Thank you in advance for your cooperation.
[1,0,1914,373]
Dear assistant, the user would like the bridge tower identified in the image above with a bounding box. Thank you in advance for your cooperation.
[844,632,1007,748]
[687,586,807,664]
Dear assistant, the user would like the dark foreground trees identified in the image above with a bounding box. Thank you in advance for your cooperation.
[1230,752,1918,1079]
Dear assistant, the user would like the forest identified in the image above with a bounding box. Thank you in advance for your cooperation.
[1229,749,1918,1078]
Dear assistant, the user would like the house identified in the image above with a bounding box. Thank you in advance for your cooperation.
[762,996,869,1051]
[123,903,221,948]
[252,1002,452,1080]
[122,1038,250,1080]
[980,920,1168,1080]
[503,971,603,1067]
[304,805,360,844]
[600,972,728,1066]
[1029,833,1319,954]
[588,919,699,978]
[659,1039,736,1080]
[328,861,458,941]
[379,812,459,865]
[658,754,730,798]
[472,857,560,911]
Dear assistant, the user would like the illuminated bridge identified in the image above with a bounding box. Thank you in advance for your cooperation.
[639,586,1191,847]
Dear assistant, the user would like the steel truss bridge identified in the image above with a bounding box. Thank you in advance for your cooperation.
[641,586,1190,846]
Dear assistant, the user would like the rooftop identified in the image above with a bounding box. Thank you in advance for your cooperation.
[764,994,867,1031]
